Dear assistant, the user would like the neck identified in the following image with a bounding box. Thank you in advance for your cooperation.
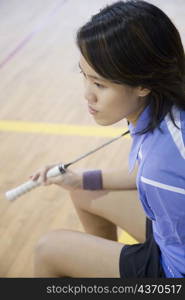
[127,104,147,127]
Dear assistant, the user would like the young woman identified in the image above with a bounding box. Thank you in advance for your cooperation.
[32,0,185,278]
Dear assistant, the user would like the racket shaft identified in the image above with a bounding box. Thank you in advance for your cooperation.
[5,130,129,201]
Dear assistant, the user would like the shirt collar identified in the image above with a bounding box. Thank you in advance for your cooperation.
[128,105,151,172]
[128,104,151,136]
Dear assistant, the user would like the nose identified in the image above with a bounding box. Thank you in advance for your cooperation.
[84,82,97,104]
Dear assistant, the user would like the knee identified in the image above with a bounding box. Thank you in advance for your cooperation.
[69,189,89,208]
[34,231,54,264]
[34,230,72,277]
[34,230,64,263]
[69,189,109,211]
[34,230,72,262]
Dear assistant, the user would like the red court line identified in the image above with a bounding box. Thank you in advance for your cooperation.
[0,0,67,70]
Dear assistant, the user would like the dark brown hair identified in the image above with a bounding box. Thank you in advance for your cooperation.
[76,0,185,134]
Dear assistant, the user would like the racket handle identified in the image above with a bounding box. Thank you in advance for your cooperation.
[5,164,65,201]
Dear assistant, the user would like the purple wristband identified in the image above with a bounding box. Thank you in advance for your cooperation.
[83,170,103,190]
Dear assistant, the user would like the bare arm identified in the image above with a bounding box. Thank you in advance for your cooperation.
[32,162,138,191]
[102,164,138,190]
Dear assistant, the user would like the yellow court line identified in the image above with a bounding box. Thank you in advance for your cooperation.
[0,120,130,138]
[119,230,139,245]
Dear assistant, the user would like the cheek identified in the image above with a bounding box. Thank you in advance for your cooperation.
[95,88,139,125]
[106,93,128,114]
[98,98,126,125]
[104,93,139,123]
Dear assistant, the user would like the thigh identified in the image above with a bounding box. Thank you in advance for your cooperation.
[70,189,146,242]
[38,229,124,277]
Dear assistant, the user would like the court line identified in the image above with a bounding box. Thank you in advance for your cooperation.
[119,230,138,245]
[0,120,130,138]
[1,119,133,241]
[0,0,67,69]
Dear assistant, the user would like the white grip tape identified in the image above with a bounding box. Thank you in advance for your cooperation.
[5,165,63,201]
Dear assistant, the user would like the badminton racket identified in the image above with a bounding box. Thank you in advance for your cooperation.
[5,130,129,201]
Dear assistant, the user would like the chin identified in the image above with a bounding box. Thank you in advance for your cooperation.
[94,118,116,126]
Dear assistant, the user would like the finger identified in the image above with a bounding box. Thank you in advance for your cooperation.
[39,169,47,184]
[30,163,59,184]
[40,165,55,184]
[45,174,64,186]
[29,167,50,183]
[30,173,40,181]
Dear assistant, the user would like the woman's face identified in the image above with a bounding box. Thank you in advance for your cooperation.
[79,55,149,126]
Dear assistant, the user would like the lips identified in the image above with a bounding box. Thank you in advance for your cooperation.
[88,105,98,114]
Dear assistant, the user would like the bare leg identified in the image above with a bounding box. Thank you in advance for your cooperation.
[34,188,146,277]
[70,189,145,243]
[71,190,118,240]
[34,229,124,277]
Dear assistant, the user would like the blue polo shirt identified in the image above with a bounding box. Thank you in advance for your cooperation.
[128,104,185,278]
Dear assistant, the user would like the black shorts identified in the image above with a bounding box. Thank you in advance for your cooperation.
[119,218,166,278]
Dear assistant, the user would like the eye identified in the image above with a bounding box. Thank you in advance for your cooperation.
[79,70,86,78]
[94,82,105,88]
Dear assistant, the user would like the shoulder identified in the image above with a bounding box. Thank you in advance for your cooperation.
[164,106,185,159]
[140,106,185,181]
[150,105,185,158]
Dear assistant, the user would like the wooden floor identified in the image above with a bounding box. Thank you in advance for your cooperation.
[0,0,184,277]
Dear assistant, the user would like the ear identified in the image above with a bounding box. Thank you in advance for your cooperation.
[137,86,151,97]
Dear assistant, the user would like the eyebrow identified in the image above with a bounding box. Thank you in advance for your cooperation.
[78,62,106,81]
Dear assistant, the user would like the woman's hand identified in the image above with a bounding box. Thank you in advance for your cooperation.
[30,164,83,191]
